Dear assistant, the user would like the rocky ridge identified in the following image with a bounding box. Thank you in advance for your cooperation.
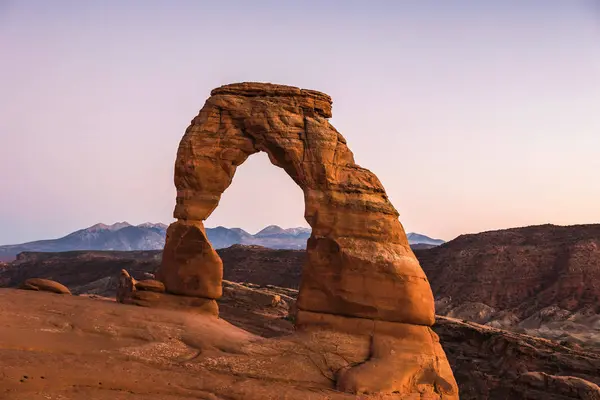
[416,223,600,348]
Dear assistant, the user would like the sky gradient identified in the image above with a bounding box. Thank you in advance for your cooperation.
[1,0,599,244]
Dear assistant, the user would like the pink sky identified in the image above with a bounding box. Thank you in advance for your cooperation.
[1,0,599,244]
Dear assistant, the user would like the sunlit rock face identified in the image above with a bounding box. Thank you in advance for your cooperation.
[155,82,458,397]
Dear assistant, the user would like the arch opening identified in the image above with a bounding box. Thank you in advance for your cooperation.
[205,151,309,245]
[202,151,309,291]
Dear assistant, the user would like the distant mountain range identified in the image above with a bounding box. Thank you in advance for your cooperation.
[406,232,445,246]
[0,222,444,261]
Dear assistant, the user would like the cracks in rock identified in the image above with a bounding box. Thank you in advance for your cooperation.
[217,107,223,128]
[299,107,311,164]
[307,352,336,383]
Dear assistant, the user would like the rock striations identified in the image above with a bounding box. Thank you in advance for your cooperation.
[153,82,458,397]
[417,224,600,317]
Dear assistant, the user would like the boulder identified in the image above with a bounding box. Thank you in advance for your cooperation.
[135,279,165,293]
[222,280,282,307]
[117,269,216,315]
[19,278,71,295]
[116,269,136,303]
[127,291,218,315]
[19,282,39,291]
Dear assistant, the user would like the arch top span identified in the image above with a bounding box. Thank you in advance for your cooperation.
[210,82,333,118]
[157,81,435,326]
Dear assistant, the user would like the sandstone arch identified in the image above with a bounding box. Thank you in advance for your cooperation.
[156,82,458,397]
[157,82,434,325]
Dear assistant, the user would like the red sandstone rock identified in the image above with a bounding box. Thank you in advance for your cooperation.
[134,279,165,293]
[1,289,598,400]
[515,372,600,399]
[416,224,600,321]
[19,278,71,295]
[222,280,282,307]
[126,291,218,315]
[116,269,135,303]
[153,82,455,397]
[156,82,435,325]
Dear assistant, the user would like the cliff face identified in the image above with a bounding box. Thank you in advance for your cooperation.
[416,224,600,317]
[415,224,600,316]
[414,224,600,348]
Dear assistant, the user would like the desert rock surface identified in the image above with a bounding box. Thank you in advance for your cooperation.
[0,289,445,400]
[416,223,600,348]
[18,278,71,295]
[1,287,599,400]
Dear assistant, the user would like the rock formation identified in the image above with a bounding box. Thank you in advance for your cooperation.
[155,82,458,396]
[116,269,217,314]
[18,278,71,295]
[416,224,600,345]
[2,285,598,399]
[417,224,600,317]
[134,279,165,293]
[116,269,136,303]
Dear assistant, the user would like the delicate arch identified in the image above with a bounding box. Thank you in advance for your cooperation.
[156,82,435,326]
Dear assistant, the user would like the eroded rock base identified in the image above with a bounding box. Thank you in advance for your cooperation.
[297,310,458,397]
[117,269,218,316]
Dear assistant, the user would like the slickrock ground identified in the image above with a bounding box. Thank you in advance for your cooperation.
[1,287,599,400]
[0,289,446,400]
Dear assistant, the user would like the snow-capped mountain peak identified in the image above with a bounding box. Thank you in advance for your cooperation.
[406,232,445,246]
[283,227,311,236]
[87,222,132,232]
[137,222,168,230]
[255,225,286,237]
[0,222,443,262]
